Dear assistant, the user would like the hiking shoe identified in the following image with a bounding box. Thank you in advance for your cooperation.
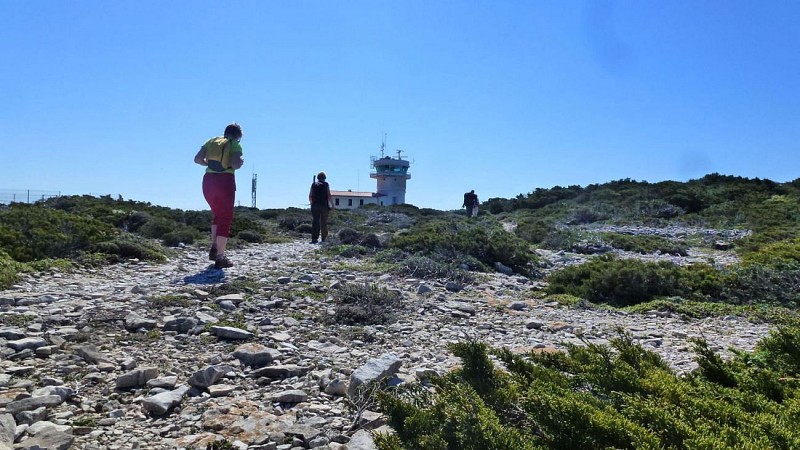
[311,240,319,244]
[214,255,233,269]
[208,246,218,261]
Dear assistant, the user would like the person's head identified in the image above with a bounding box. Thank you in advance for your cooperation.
[224,123,243,141]
[317,172,327,181]
[470,190,475,194]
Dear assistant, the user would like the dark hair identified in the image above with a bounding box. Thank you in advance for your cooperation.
[317,172,327,181]
[224,123,243,140]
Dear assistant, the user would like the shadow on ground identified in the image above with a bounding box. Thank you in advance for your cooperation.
[182,266,226,285]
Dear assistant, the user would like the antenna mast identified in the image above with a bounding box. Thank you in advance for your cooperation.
[251,173,257,208]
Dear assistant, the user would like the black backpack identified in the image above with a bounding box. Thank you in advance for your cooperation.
[311,181,328,206]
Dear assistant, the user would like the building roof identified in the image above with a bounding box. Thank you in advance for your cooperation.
[330,190,384,198]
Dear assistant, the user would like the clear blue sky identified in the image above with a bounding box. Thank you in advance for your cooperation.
[3,1,799,211]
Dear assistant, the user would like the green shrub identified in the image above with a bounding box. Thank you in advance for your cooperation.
[235,229,262,243]
[360,233,382,248]
[0,251,24,289]
[328,283,402,325]
[230,215,266,237]
[566,205,611,224]
[545,257,725,307]
[396,255,471,283]
[338,228,362,244]
[0,204,116,261]
[161,229,200,247]
[136,216,175,239]
[389,219,537,276]
[121,211,152,232]
[377,327,800,450]
[148,294,192,308]
[92,238,166,263]
[741,237,800,265]
[277,210,309,231]
[324,244,370,258]
[513,218,553,245]
[540,228,581,251]
[722,261,800,307]
[546,256,687,306]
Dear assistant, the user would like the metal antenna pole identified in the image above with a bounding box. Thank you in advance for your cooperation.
[251,173,257,208]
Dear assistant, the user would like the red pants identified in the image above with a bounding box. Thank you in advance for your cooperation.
[202,173,236,237]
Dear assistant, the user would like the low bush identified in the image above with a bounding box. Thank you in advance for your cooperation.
[546,256,684,306]
[395,255,471,284]
[0,253,24,290]
[162,229,200,247]
[0,204,116,261]
[277,210,309,231]
[389,219,537,276]
[230,215,266,237]
[137,216,174,239]
[360,233,382,248]
[122,211,152,232]
[376,326,800,450]
[513,218,553,245]
[236,230,262,243]
[0,251,74,290]
[566,205,611,224]
[92,238,166,263]
[324,244,370,258]
[338,227,362,244]
[546,256,722,307]
[722,261,800,307]
[328,283,402,325]
[624,297,800,323]
[740,237,800,265]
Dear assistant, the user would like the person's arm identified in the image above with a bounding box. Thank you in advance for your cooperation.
[194,146,207,166]
[309,185,314,204]
[327,185,334,209]
[230,152,244,170]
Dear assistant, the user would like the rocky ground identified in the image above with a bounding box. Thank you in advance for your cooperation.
[0,238,773,450]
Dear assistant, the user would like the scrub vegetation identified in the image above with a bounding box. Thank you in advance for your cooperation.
[374,327,800,449]
[5,174,800,447]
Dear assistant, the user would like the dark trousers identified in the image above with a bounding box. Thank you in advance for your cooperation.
[311,204,329,241]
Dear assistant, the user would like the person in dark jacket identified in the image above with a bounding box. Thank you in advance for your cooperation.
[462,190,479,217]
[309,172,334,243]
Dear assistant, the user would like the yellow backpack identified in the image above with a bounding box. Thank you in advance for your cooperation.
[205,137,231,172]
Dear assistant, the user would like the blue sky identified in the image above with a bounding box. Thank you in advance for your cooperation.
[3,1,799,211]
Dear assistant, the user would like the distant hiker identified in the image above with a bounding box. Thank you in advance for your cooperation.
[463,190,479,217]
[194,123,244,269]
[309,172,333,244]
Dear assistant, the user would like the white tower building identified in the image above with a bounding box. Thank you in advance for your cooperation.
[370,141,411,206]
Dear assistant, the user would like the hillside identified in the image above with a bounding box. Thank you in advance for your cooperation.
[2,174,800,449]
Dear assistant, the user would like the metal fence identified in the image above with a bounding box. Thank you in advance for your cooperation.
[0,189,62,205]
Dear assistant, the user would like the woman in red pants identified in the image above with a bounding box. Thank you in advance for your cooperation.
[194,123,244,269]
